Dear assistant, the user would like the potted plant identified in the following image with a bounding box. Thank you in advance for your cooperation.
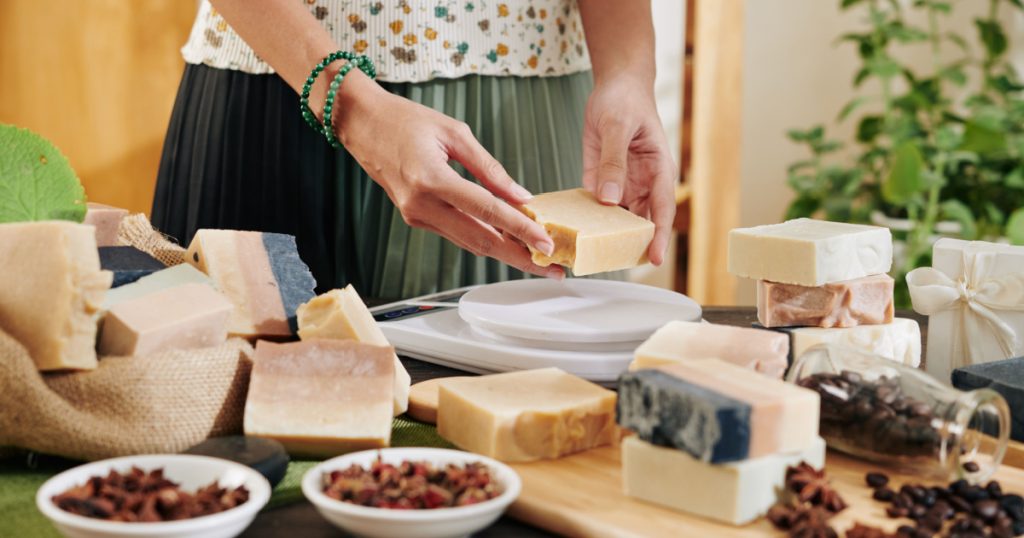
[784,0,1024,307]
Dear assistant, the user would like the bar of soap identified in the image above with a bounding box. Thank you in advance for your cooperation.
[617,360,819,463]
[520,188,655,276]
[757,273,895,328]
[952,358,1024,442]
[437,368,617,462]
[83,202,128,247]
[789,317,921,367]
[183,436,290,488]
[187,229,316,338]
[244,340,394,457]
[0,221,112,371]
[728,218,892,286]
[98,283,233,356]
[99,246,167,287]
[630,320,789,379]
[102,264,215,314]
[622,435,827,525]
[296,286,411,416]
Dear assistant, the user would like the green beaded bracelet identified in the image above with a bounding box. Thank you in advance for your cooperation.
[321,55,375,149]
[299,50,354,134]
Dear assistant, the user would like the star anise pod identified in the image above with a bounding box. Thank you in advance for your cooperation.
[844,523,896,538]
[786,462,848,514]
[788,506,838,538]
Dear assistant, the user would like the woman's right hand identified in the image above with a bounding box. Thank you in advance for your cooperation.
[330,69,564,279]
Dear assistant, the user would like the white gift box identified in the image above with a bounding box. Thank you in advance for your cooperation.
[908,238,1024,385]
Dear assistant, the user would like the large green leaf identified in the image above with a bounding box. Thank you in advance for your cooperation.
[940,199,978,240]
[882,142,924,204]
[856,116,885,143]
[1008,208,1024,245]
[0,124,86,223]
[974,19,1008,59]
[960,120,1007,154]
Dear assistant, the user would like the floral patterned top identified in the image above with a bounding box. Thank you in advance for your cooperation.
[180,0,591,82]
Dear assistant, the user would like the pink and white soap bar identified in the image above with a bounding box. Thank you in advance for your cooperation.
[631,320,790,379]
[757,274,895,328]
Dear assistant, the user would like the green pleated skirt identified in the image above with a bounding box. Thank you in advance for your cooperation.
[152,65,593,302]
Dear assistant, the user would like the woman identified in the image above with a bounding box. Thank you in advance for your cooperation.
[153,0,675,301]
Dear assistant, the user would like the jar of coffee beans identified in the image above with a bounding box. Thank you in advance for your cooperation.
[788,344,1010,483]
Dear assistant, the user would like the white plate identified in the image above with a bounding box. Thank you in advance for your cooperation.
[302,448,520,538]
[457,279,702,343]
[36,454,271,538]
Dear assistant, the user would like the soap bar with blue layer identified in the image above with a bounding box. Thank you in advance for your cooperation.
[952,357,1024,442]
[98,246,166,287]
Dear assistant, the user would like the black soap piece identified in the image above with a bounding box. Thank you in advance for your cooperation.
[99,246,166,287]
[262,233,317,333]
[952,357,1024,443]
[184,436,290,488]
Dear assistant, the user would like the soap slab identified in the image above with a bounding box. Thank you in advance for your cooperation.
[622,435,827,525]
[952,357,1024,442]
[437,368,617,462]
[98,283,233,356]
[631,320,789,379]
[618,362,815,464]
[83,202,128,247]
[297,285,411,416]
[99,246,167,287]
[244,340,394,457]
[520,188,655,276]
[102,264,215,314]
[0,221,112,371]
[789,317,921,367]
[728,218,892,286]
[187,229,316,338]
[757,274,895,328]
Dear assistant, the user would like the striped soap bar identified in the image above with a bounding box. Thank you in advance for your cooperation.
[186,229,316,338]
[99,247,167,288]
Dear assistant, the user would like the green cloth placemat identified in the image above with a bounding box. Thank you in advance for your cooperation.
[0,417,453,537]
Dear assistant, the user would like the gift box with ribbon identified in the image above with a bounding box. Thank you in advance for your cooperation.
[908,238,1024,385]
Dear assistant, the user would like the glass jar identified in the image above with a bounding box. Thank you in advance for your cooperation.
[787,344,1010,483]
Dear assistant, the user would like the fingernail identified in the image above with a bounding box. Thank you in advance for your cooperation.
[535,239,555,256]
[599,182,621,204]
[512,182,533,201]
[547,268,565,280]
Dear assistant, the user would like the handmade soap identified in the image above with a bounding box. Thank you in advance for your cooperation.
[728,218,892,286]
[519,188,655,276]
[622,435,827,525]
[102,264,215,314]
[789,317,921,367]
[99,246,167,287]
[617,361,819,463]
[757,273,895,328]
[83,202,128,247]
[910,238,1024,385]
[244,340,394,457]
[296,286,411,415]
[952,357,1024,442]
[630,320,789,379]
[0,221,112,371]
[187,229,316,338]
[98,283,233,357]
[436,368,617,462]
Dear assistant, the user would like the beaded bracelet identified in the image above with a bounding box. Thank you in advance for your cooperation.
[322,55,375,149]
[299,51,377,144]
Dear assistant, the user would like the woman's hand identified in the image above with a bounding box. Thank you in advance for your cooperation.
[332,70,563,279]
[582,74,677,266]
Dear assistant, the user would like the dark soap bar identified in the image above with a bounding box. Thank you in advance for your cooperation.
[183,436,290,488]
[952,357,1024,443]
[262,233,316,333]
[99,246,166,287]
[617,369,751,463]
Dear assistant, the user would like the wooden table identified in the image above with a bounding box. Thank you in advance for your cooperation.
[242,307,929,537]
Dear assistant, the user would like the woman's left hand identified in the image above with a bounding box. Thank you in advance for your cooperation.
[582,74,677,266]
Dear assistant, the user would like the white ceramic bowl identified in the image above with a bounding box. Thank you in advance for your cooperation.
[36,454,271,538]
[302,448,521,538]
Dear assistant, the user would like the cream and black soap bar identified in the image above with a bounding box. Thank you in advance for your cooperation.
[99,246,166,287]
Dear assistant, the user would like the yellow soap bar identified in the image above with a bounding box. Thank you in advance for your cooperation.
[437,368,618,462]
[0,221,112,371]
[520,188,654,276]
[296,285,411,415]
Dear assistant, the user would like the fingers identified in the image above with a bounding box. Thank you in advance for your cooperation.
[595,123,632,205]
[646,165,677,266]
[445,122,534,204]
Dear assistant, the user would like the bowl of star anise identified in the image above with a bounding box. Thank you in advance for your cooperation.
[36,454,271,538]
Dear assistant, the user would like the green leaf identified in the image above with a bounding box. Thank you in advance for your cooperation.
[882,142,924,204]
[856,116,885,143]
[0,124,86,224]
[1006,167,1024,188]
[1007,208,1024,245]
[945,32,969,52]
[853,67,872,87]
[838,96,871,121]
[941,199,978,240]
[868,56,902,79]
[787,160,816,174]
[940,65,968,86]
[960,120,1007,154]
[935,125,962,151]
[984,202,1004,226]
[974,19,1008,59]
[1007,0,1024,10]
[840,0,865,8]
[785,195,820,220]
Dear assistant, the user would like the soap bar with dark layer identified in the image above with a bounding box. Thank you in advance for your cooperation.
[99,246,167,287]
[952,358,1024,442]
[184,436,290,488]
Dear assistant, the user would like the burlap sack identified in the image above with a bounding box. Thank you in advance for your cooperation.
[117,213,188,266]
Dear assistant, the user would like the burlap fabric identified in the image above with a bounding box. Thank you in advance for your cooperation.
[116,213,187,266]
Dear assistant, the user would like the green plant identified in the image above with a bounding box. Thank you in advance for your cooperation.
[785,0,1024,305]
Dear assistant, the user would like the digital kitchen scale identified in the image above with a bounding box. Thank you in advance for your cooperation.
[370,279,702,384]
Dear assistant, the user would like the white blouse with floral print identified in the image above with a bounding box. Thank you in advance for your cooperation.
[181,0,591,82]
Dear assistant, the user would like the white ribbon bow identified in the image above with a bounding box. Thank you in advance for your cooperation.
[907,248,1024,368]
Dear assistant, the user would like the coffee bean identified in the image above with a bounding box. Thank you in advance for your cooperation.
[993,524,1015,538]
[917,515,942,531]
[1001,494,1024,512]
[928,501,953,521]
[950,496,973,513]
[888,506,909,518]
[909,402,932,417]
[866,472,889,489]
[920,489,936,507]
[975,498,1001,521]
[874,487,897,502]
[897,524,916,537]
[989,481,1005,498]
[1013,519,1024,535]
[841,370,863,384]
[909,504,927,518]
[963,486,990,502]
[897,492,915,509]
[963,461,981,473]
[951,479,970,494]
[1006,504,1024,523]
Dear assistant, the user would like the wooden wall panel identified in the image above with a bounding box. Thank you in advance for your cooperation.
[0,1,196,214]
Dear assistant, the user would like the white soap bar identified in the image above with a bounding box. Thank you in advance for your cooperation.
[790,317,921,367]
[101,264,215,314]
[622,435,827,525]
[728,218,892,286]
[296,286,411,416]
[631,320,789,379]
